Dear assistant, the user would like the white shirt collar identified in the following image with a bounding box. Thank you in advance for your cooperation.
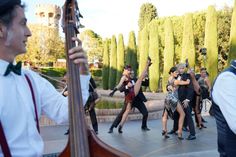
[0,59,10,76]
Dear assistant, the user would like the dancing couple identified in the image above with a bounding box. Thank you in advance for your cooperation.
[109,58,152,133]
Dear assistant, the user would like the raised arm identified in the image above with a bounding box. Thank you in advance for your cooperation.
[109,76,127,96]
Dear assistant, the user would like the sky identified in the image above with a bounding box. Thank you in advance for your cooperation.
[23,0,234,42]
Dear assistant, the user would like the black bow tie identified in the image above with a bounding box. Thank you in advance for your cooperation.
[4,61,22,76]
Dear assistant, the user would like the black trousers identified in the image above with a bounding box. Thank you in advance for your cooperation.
[66,104,98,133]
[110,103,127,128]
[173,105,195,136]
[110,100,148,128]
[88,107,98,132]
[85,101,98,132]
[132,99,148,128]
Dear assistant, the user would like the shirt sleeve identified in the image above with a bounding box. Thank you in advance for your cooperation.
[212,72,236,134]
[80,74,91,105]
[33,72,90,124]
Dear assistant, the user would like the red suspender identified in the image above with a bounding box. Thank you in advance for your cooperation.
[0,74,40,157]
[24,74,40,133]
[0,121,11,157]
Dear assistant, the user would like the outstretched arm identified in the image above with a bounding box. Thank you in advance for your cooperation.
[115,76,127,89]
[109,76,126,96]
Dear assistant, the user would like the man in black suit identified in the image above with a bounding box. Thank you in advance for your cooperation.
[168,63,196,140]
[108,70,150,133]
[62,76,99,134]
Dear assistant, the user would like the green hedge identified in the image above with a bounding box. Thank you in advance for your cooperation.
[41,68,102,78]
[96,100,123,109]
[91,69,102,77]
[40,67,66,77]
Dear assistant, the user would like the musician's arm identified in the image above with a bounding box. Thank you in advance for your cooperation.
[38,72,90,124]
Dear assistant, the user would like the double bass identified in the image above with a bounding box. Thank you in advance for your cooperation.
[59,0,131,156]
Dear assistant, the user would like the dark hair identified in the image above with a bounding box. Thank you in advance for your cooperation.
[169,67,177,74]
[200,67,207,71]
[124,65,131,70]
[0,3,25,27]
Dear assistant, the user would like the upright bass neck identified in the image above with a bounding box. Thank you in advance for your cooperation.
[61,0,90,156]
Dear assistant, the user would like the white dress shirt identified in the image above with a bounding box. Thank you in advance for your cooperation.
[0,59,90,157]
[212,71,236,134]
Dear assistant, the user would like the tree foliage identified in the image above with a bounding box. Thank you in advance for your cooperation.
[17,25,64,66]
[96,4,233,91]
[116,34,125,83]
[126,31,138,75]
[204,6,218,82]
[109,35,117,89]
[171,16,183,64]
[162,18,174,93]
[80,29,103,63]
[148,20,160,92]
[228,1,236,65]
[138,3,158,31]
[181,13,195,68]
[193,12,206,71]
[139,26,149,76]
[137,30,142,65]
[102,39,110,89]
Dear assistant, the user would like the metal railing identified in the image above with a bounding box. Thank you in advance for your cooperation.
[38,72,66,89]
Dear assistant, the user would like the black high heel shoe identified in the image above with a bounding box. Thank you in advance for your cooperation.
[199,124,207,130]
[118,125,123,134]
[162,130,170,139]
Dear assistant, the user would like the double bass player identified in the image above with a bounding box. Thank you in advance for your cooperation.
[0,0,90,156]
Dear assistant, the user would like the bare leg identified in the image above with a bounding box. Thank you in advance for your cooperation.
[161,109,170,138]
[119,102,132,128]
[134,61,150,96]
[176,103,185,139]
[162,110,168,132]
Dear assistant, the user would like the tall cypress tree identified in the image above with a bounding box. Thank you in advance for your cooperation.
[109,35,117,89]
[139,26,149,77]
[137,30,142,67]
[181,13,195,68]
[138,3,158,31]
[228,1,236,65]
[162,18,174,92]
[125,35,132,66]
[126,31,138,75]
[116,34,125,83]
[102,39,110,89]
[148,20,159,92]
[205,6,218,82]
